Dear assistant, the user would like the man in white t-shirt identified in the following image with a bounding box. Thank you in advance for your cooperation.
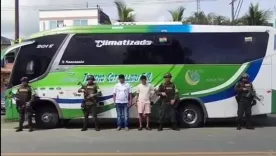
[113,74,132,131]
[135,75,155,131]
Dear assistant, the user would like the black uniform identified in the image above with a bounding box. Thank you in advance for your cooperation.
[15,77,35,132]
[235,73,255,130]
[79,76,101,131]
[157,73,180,131]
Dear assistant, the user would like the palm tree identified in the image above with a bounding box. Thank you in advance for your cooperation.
[114,0,135,22]
[207,13,231,25]
[168,6,185,22]
[237,3,271,25]
[183,11,209,24]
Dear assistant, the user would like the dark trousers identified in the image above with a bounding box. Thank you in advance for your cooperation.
[159,103,177,125]
[237,100,252,126]
[17,106,33,129]
[115,103,129,128]
[83,104,98,129]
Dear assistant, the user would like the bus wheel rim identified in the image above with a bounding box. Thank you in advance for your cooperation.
[182,109,198,124]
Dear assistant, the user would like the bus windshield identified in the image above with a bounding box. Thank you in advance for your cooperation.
[6,34,67,87]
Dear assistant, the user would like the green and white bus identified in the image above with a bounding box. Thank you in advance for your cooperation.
[1,24,276,129]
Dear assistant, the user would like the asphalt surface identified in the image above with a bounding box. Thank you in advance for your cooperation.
[1,115,276,156]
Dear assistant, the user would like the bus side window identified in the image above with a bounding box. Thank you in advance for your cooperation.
[26,60,35,75]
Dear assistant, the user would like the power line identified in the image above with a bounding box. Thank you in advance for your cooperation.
[1,0,216,11]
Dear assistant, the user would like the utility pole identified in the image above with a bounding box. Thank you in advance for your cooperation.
[196,0,200,13]
[230,0,236,22]
[15,0,19,40]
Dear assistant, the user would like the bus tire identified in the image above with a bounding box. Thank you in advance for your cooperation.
[179,104,204,128]
[35,106,59,129]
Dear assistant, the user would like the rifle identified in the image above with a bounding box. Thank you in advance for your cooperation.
[78,82,87,109]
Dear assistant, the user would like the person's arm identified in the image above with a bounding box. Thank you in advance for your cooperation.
[156,84,166,96]
[113,84,117,104]
[95,84,102,97]
[15,88,20,103]
[173,84,179,101]
[234,83,243,93]
[78,86,85,93]
[128,84,132,106]
[135,85,140,104]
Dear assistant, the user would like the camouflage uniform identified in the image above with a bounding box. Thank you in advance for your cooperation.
[79,76,101,131]
[15,77,35,132]
[157,73,180,131]
[235,73,255,130]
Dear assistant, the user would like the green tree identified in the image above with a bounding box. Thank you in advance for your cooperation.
[237,3,271,25]
[207,13,231,25]
[114,0,135,22]
[184,11,230,25]
[183,11,209,24]
[168,6,185,22]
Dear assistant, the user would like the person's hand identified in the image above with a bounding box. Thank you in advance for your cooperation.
[242,88,247,91]
[128,101,132,107]
[170,100,175,105]
[26,102,30,107]
[87,94,95,99]
[161,92,167,96]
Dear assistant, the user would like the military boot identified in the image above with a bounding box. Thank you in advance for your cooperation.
[157,124,163,131]
[15,128,23,132]
[94,123,100,131]
[172,124,180,131]
[81,127,87,131]
[236,124,242,130]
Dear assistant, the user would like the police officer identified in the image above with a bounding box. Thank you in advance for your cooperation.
[235,73,255,130]
[78,76,101,131]
[15,77,35,132]
[156,73,180,131]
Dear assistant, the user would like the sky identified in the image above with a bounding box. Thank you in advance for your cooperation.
[1,0,276,39]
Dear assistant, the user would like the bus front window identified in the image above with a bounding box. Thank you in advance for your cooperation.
[8,34,67,87]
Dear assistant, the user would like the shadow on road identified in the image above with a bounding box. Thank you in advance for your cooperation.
[3,114,276,131]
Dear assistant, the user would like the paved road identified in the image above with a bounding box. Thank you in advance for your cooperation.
[1,115,276,155]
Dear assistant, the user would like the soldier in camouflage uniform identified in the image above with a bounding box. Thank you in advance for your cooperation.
[78,76,101,131]
[235,73,255,130]
[15,77,35,132]
[156,73,180,131]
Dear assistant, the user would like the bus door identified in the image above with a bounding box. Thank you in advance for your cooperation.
[272,53,276,112]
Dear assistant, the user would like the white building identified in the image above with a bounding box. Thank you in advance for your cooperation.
[39,8,111,31]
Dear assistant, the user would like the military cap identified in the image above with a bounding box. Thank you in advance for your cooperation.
[20,77,29,82]
[241,73,249,78]
[87,75,95,81]
[163,73,172,78]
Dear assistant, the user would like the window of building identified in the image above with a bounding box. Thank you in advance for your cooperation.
[80,20,88,26]
[49,20,57,29]
[274,35,276,50]
[57,20,64,27]
[42,22,46,31]
[73,19,88,26]
[59,33,268,65]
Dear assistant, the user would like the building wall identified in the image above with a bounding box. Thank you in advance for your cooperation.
[39,9,99,31]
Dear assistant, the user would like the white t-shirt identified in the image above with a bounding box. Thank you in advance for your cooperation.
[113,82,132,103]
[136,83,155,103]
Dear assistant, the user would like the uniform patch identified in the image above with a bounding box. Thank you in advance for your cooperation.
[19,89,28,92]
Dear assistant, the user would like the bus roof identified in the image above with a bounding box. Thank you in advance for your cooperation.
[27,25,275,40]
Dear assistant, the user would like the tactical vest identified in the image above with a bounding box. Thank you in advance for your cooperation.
[160,82,176,103]
[17,86,32,104]
[84,84,98,105]
[237,82,255,101]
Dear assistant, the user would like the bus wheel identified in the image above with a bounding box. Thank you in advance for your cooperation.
[35,106,59,129]
[180,104,203,128]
